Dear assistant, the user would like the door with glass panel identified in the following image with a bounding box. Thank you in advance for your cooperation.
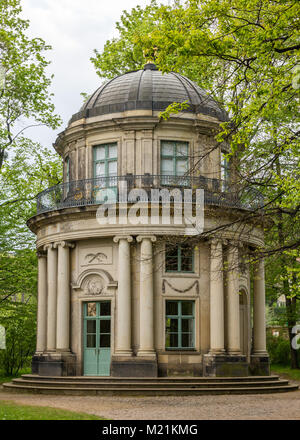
[93,143,117,202]
[83,301,111,376]
[160,141,189,186]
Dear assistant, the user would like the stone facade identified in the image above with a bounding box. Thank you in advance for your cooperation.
[28,66,269,377]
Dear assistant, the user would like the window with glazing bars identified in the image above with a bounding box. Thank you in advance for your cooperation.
[165,300,195,349]
[165,243,194,273]
[161,141,189,185]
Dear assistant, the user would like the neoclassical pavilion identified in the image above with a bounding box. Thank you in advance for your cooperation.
[28,63,269,378]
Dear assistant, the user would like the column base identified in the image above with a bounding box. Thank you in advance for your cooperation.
[111,355,158,377]
[203,353,248,377]
[137,350,157,358]
[114,350,133,356]
[249,354,270,376]
[31,352,77,376]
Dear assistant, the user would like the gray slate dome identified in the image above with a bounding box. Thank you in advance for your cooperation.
[70,63,228,123]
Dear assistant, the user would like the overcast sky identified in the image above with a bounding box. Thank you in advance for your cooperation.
[21,0,169,148]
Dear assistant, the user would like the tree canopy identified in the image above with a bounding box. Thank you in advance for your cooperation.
[0,0,61,169]
[92,0,300,367]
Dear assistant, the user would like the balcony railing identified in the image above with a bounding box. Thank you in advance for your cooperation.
[36,174,264,215]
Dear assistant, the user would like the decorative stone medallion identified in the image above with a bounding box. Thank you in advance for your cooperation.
[84,276,104,295]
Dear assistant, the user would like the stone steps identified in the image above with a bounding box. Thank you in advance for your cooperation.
[9,378,290,389]
[20,374,280,382]
[2,374,298,395]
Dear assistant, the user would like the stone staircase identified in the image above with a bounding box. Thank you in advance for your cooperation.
[2,374,298,395]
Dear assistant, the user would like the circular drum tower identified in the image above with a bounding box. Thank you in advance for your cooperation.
[28,63,270,378]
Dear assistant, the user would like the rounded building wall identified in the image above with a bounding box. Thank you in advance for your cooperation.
[57,112,224,184]
[30,68,269,378]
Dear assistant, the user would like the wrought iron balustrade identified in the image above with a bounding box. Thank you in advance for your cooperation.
[36,174,264,214]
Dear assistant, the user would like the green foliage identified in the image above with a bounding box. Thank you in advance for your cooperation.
[267,334,291,366]
[0,300,37,376]
[159,100,189,120]
[271,364,300,381]
[0,401,105,420]
[0,1,62,376]
[0,140,62,250]
[93,0,300,367]
[0,0,61,167]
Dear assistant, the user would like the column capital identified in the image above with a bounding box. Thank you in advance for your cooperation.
[209,237,226,247]
[136,235,157,243]
[228,240,244,249]
[43,243,56,252]
[53,241,76,249]
[113,235,133,244]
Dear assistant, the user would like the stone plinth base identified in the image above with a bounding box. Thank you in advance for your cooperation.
[158,363,203,377]
[249,354,270,376]
[203,354,248,377]
[111,356,158,377]
[32,352,77,376]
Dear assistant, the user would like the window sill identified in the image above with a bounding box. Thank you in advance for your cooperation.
[163,272,198,278]
[161,350,200,355]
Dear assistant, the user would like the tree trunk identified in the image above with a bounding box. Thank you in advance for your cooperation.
[275,156,299,369]
[285,295,299,369]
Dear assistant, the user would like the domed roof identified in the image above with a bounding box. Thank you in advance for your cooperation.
[70,63,228,124]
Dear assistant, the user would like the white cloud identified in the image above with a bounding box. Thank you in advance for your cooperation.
[20,0,168,148]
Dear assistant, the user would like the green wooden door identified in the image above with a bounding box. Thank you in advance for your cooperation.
[83,301,111,376]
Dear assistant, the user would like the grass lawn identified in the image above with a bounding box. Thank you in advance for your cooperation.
[0,400,105,420]
[271,364,300,381]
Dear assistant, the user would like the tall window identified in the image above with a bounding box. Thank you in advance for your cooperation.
[161,141,189,185]
[93,143,117,183]
[65,156,70,183]
[165,243,194,273]
[65,156,70,194]
[220,151,230,191]
[165,300,195,350]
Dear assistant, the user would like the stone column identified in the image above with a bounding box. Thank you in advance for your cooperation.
[55,241,75,352]
[113,235,133,355]
[36,251,47,353]
[209,239,225,353]
[136,235,156,356]
[253,258,267,354]
[44,243,57,352]
[226,243,241,354]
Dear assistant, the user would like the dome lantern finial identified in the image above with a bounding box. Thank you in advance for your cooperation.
[143,61,158,71]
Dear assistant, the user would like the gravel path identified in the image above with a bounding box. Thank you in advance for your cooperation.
[1,386,300,419]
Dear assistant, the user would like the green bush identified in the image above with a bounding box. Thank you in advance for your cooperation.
[267,334,291,366]
[0,302,36,376]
